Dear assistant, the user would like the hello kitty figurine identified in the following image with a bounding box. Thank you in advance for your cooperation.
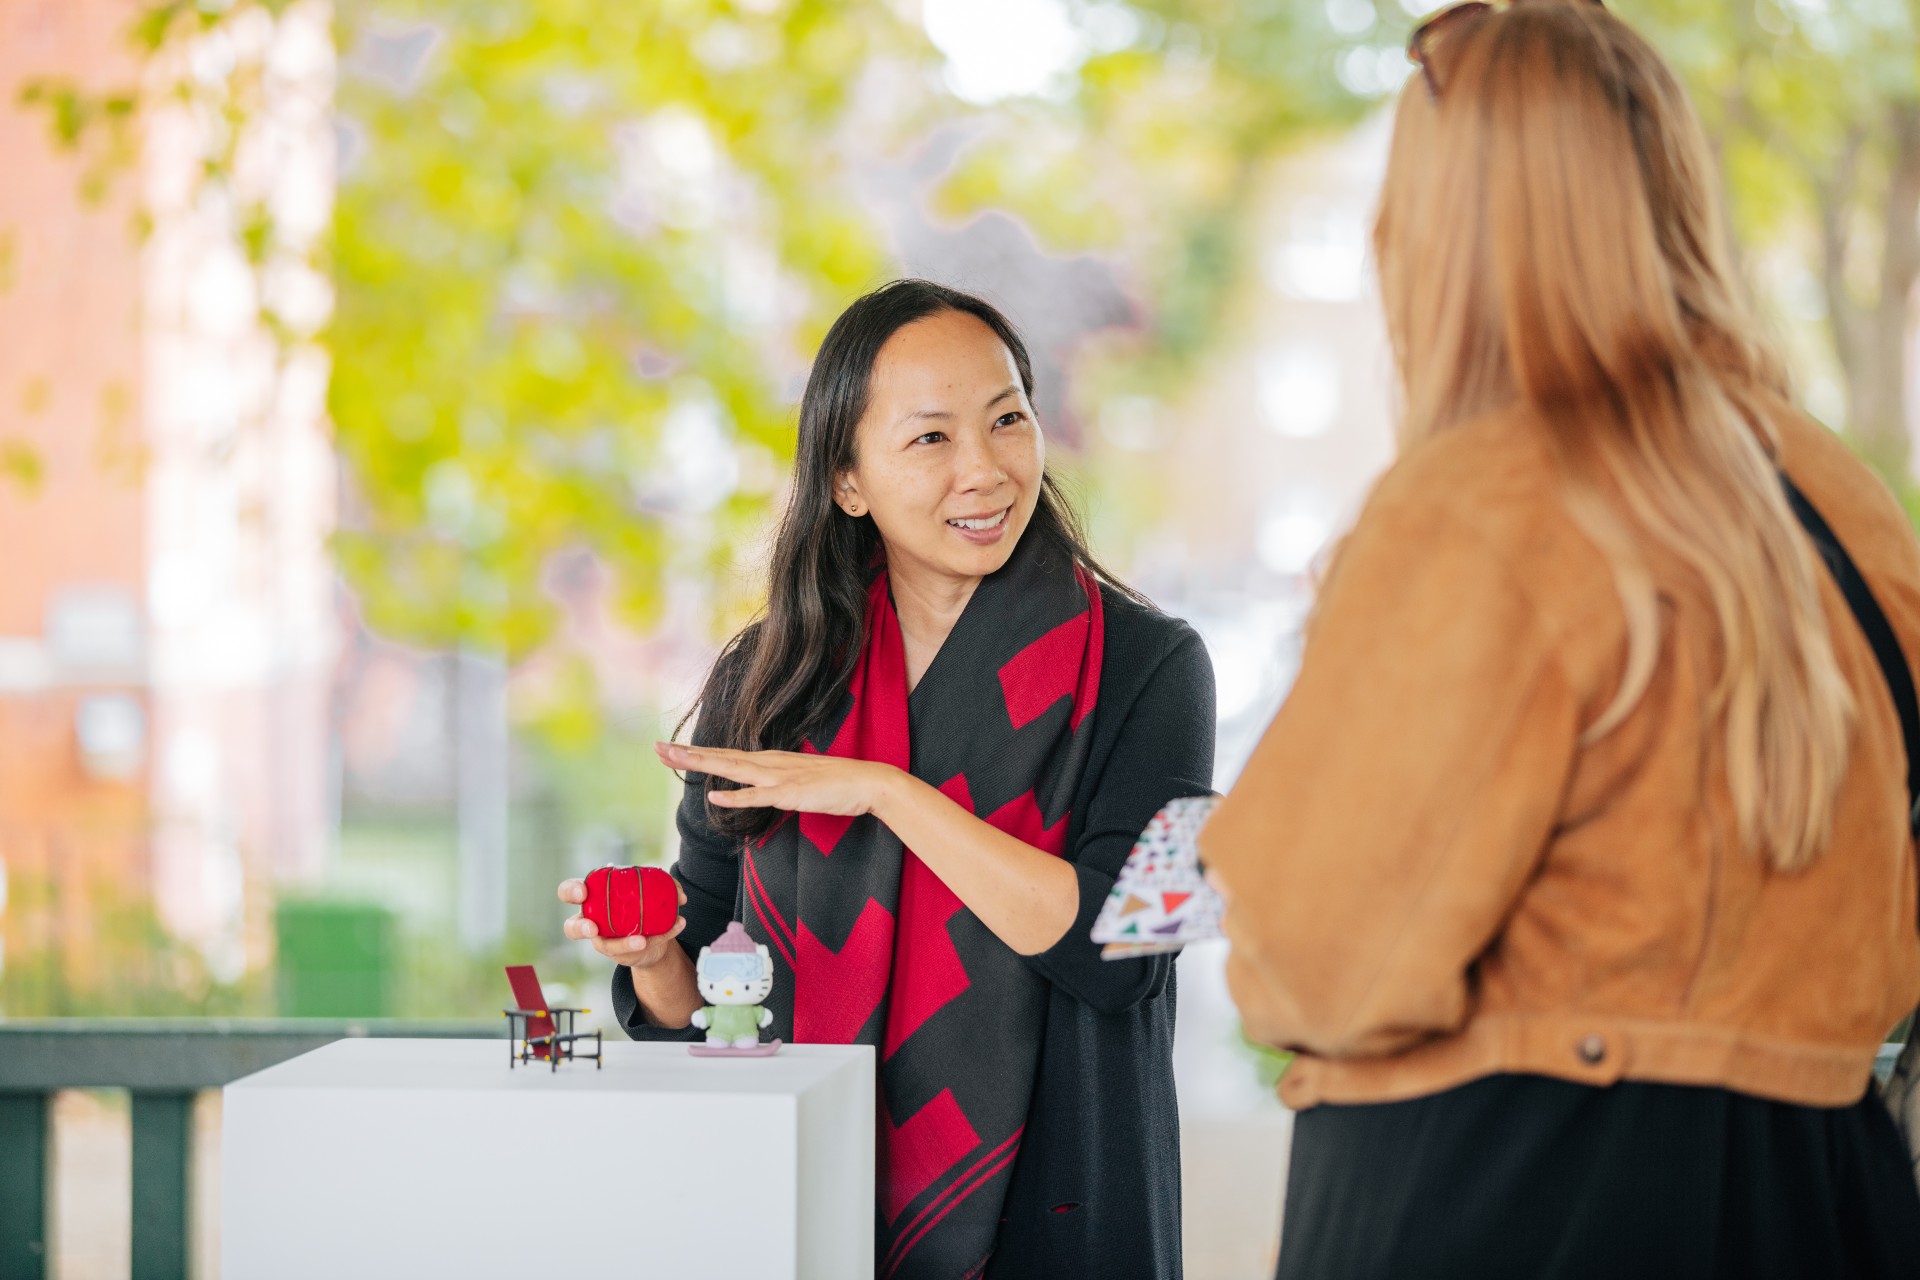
[688,921,781,1058]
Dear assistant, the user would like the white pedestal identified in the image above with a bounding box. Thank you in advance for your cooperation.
[221,1039,875,1280]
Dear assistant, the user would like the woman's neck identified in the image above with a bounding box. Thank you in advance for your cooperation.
[888,562,982,693]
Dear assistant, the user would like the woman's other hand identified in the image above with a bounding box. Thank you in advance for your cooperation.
[557,877,689,970]
[656,741,905,817]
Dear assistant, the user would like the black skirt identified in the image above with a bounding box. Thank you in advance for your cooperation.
[1277,1073,1920,1280]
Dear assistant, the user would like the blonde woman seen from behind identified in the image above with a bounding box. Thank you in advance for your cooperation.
[1202,2,1920,1277]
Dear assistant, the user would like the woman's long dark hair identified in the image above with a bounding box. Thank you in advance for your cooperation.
[686,279,1141,840]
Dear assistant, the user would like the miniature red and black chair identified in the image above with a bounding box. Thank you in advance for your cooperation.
[503,964,603,1072]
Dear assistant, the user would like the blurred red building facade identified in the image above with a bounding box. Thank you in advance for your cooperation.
[1,0,155,1000]
[0,0,340,1005]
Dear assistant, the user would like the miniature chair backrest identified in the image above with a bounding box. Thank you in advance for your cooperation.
[504,964,556,1059]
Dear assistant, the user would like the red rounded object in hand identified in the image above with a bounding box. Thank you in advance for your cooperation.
[581,865,679,938]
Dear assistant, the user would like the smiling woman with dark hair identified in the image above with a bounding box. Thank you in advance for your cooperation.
[559,280,1214,1280]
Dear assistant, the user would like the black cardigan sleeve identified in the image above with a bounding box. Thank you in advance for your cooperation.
[1021,624,1216,1013]
[611,680,744,1040]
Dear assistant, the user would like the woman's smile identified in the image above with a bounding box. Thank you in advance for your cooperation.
[946,506,1011,544]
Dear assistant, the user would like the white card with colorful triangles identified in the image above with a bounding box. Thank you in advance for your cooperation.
[1092,794,1224,959]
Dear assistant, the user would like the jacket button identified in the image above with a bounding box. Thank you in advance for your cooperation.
[1577,1035,1607,1065]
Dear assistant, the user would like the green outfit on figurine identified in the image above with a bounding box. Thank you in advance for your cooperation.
[699,1002,764,1042]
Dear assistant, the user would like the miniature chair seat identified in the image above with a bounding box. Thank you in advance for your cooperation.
[503,964,603,1072]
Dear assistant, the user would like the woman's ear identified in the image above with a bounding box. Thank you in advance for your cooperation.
[835,474,867,518]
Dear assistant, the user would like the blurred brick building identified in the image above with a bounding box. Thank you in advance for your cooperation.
[0,0,337,1002]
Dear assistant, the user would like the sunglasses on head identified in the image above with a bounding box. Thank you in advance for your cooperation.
[1407,0,1607,98]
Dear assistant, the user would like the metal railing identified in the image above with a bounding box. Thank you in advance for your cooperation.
[0,1018,500,1280]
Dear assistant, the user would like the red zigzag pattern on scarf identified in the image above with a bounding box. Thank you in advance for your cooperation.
[794,896,894,1045]
[798,739,857,858]
[883,780,1070,1060]
[883,775,976,1059]
[997,605,1099,731]
[798,593,912,857]
[880,1087,982,1224]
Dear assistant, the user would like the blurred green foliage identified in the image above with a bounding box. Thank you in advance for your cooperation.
[0,867,268,1017]
[328,0,924,659]
[1042,0,1920,479]
[17,0,1381,675]
[1632,0,1920,476]
[0,439,43,497]
[33,0,1918,658]
[938,0,1373,376]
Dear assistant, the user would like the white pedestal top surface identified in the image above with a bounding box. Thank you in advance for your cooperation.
[232,1035,861,1095]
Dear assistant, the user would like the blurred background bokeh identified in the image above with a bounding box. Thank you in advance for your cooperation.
[6,1,1920,1275]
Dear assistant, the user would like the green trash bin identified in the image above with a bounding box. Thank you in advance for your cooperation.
[274,899,396,1017]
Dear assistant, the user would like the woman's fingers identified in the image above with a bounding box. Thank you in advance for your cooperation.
[589,933,645,962]
[708,786,788,809]
[676,752,784,787]
[589,919,689,968]
[557,878,587,904]
[578,919,688,962]
[658,742,807,785]
[642,918,688,957]
[568,914,682,950]
[660,742,756,766]
[657,741,737,772]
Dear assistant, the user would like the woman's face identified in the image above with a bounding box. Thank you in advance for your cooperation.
[838,310,1044,587]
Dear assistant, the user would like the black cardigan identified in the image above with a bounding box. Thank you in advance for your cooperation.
[612,586,1216,1279]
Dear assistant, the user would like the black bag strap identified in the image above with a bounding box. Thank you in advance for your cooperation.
[1781,474,1920,840]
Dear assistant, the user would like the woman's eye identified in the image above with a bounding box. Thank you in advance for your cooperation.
[914,431,946,446]
[995,411,1026,428]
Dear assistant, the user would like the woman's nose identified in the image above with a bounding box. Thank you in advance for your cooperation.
[954,432,1008,492]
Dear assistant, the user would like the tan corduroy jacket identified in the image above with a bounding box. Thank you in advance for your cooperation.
[1203,407,1920,1112]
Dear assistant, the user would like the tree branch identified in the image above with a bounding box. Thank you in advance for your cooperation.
[1813,127,1868,386]
[1878,102,1920,320]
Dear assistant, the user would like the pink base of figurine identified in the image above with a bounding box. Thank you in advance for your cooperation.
[689,1038,784,1058]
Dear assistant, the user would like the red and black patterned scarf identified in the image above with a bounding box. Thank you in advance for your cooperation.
[738,533,1104,1278]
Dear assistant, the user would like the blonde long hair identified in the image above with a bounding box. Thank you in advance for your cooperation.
[1375,0,1854,870]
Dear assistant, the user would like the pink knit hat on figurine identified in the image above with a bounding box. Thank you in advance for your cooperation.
[710,921,757,953]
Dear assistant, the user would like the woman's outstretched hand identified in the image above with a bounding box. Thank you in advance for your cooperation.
[657,740,1079,957]
[557,877,688,969]
[656,741,906,817]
